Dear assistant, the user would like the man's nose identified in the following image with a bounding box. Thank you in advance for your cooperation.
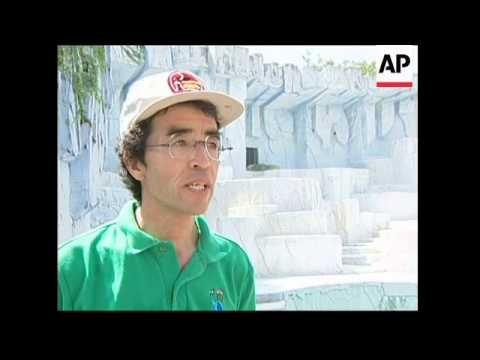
[189,142,212,168]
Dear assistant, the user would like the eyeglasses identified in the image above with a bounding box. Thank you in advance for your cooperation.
[145,134,233,161]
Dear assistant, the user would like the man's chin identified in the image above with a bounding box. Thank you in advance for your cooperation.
[190,205,209,216]
[181,202,210,216]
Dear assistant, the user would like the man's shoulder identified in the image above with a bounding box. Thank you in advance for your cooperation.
[58,219,121,268]
[211,232,254,271]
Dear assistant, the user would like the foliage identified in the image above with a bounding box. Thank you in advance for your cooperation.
[58,45,145,125]
[302,51,376,77]
[247,163,281,171]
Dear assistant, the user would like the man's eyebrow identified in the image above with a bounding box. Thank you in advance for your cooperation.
[205,129,221,137]
[166,127,220,137]
[165,127,193,137]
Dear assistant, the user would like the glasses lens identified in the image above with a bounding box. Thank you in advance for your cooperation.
[169,135,222,161]
[205,135,221,161]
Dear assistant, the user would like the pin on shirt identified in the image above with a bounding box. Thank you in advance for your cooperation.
[210,288,225,311]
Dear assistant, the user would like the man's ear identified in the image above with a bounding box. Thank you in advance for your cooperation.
[124,155,146,182]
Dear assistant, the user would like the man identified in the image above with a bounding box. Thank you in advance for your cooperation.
[58,70,255,311]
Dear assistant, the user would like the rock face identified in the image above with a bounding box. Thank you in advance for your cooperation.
[58,46,417,284]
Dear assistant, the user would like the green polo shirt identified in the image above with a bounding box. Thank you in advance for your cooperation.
[58,200,255,311]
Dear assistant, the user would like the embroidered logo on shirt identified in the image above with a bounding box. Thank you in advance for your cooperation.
[210,288,224,311]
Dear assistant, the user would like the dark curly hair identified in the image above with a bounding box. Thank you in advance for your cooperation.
[117,100,220,203]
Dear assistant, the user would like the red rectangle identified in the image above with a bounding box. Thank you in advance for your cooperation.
[376,82,413,88]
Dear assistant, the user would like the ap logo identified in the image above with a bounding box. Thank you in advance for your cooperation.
[376,45,414,88]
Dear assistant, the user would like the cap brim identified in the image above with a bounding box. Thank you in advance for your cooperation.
[135,91,244,129]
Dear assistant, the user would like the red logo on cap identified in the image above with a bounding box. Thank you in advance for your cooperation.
[168,71,205,93]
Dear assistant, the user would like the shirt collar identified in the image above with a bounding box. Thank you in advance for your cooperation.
[118,200,163,254]
[118,200,227,262]
[195,214,228,263]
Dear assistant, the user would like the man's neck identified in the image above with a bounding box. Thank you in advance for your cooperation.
[135,203,198,254]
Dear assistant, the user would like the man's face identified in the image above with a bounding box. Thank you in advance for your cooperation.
[134,104,220,216]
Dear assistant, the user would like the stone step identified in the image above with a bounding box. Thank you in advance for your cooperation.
[255,234,343,277]
[352,192,417,220]
[213,177,324,213]
[256,300,287,311]
[359,212,391,234]
[376,229,394,243]
[369,184,417,193]
[344,237,377,245]
[257,210,335,236]
[217,217,343,277]
[340,263,388,274]
[320,168,370,201]
[374,220,418,273]
[342,253,381,266]
[343,244,381,256]
[255,272,418,310]
[244,168,371,202]
[215,216,264,270]
[227,204,278,217]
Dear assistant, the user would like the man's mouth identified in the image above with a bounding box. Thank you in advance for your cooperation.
[185,182,210,192]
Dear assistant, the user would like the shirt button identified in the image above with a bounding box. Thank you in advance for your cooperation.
[158,245,168,253]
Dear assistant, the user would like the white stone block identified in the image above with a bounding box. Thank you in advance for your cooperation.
[217,166,234,181]
[215,46,234,75]
[233,46,249,78]
[206,177,323,234]
[333,109,349,146]
[248,53,264,81]
[328,198,367,242]
[381,102,395,136]
[99,171,125,189]
[353,192,417,220]
[321,168,353,201]
[250,104,262,137]
[171,45,192,66]
[222,113,246,178]
[212,177,323,213]
[217,216,270,276]
[352,169,369,194]
[90,207,118,228]
[264,63,283,87]
[256,234,343,276]
[256,301,286,311]
[366,158,394,186]
[72,212,91,239]
[227,204,278,217]
[98,187,133,213]
[318,67,349,89]
[392,137,418,188]
[189,46,208,67]
[399,96,417,137]
[359,212,376,236]
[262,168,369,201]
[259,210,335,236]
[335,198,360,230]
[342,253,381,266]
[365,102,377,146]
[300,66,320,88]
[375,220,418,274]
[314,104,335,149]
[374,213,391,230]
[58,159,72,244]
[282,64,302,94]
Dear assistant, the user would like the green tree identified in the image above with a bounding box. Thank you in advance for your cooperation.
[302,51,376,76]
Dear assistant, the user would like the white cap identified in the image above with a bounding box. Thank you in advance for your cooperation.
[119,70,244,135]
